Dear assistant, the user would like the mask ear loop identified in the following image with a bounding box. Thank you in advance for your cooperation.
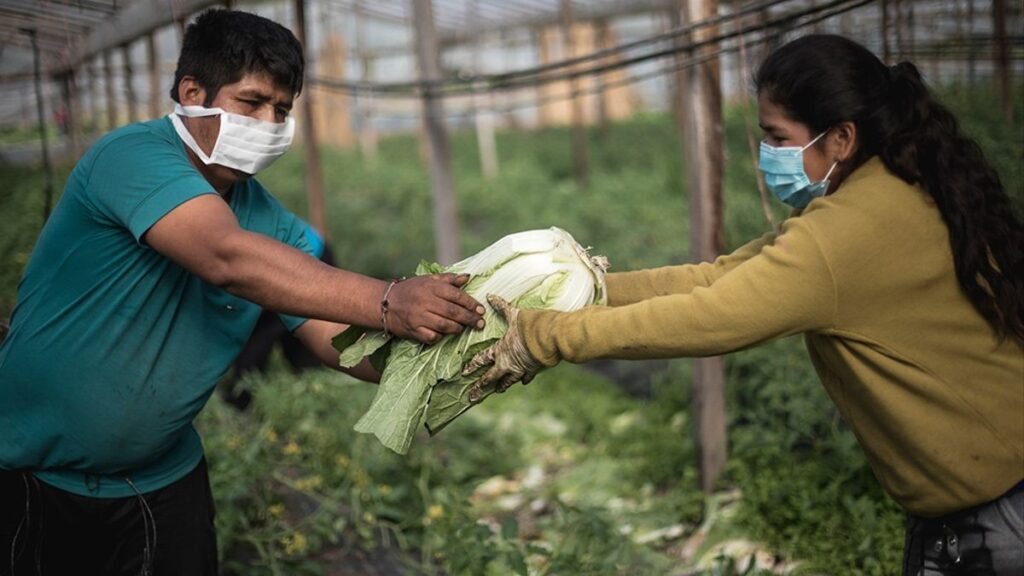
[822,160,839,181]
[169,114,219,166]
[803,128,840,190]
[799,128,831,152]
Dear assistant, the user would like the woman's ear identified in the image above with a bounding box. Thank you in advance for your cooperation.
[176,76,207,107]
[830,121,857,162]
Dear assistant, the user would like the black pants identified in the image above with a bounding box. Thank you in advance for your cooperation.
[903,482,1024,575]
[1,459,217,576]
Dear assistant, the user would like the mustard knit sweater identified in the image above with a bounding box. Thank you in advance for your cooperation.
[520,157,1024,517]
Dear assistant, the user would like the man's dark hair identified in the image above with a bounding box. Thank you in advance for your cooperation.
[170,9,304,105]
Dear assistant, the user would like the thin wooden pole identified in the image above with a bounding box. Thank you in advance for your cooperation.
[560,0,590,190]
[905,0,915,61]
[679,0,726,495]
[470,1,499,180]
[737,23,774,230]
[72,68,85,149]
[61,71,83,159]
[147,31,162,119]
[594,18,612,140]
[992,0,1012,122]
[881,0,890,63]
[103,50,117,130]
[293,0,331,242]
[668,7,688,138]
[122,43,138,123]
[535,26,553,128]
[412,0,461,264]
[355,1,378,165]
[502,31,519,129]
[474,79,499,179]
[967,0,976,84]
[954,0,964,87]
[839,11,851,37]
[86,59,99,137]
[894,0,904,59]
[25,28,55,223]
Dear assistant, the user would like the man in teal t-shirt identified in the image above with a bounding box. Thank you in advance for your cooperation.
[0,9,484,576]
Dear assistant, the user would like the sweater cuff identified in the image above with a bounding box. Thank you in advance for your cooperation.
[520,308,563,367]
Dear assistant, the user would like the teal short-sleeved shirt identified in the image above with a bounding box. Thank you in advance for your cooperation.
[0,116,318,498]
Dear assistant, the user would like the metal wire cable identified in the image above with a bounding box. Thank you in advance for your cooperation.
[308,0,870,98]
[311,0,794,95]
[335,0,875,121]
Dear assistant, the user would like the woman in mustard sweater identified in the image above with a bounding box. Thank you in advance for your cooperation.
[465,35,1023,573]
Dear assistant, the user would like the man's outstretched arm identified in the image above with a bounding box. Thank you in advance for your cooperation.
[144,194,484,343]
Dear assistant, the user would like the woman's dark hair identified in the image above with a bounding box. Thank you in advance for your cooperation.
[755,34,1024,342]
[170,9,304,105]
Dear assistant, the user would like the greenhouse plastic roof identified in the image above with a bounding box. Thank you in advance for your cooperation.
[0,0,674,79]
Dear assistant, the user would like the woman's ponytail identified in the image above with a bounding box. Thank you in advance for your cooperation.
[881,61,1024,342]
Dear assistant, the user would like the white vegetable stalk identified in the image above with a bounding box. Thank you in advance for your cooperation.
[447,227,608,310]
[334,227,608,454]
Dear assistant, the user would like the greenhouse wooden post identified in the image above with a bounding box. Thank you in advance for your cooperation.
[412,0,461,265]
[560,0,590,190]
[881,0,890,62]
[967,0,976,83]
[104,49,117,130]
[293,0,331,242]
[62,71,83,159]
[594,18,611,140]
[474,78,500,180]
[471,1,499,180]
[122,44,138,124]
[147,31,161,120]
[86,60,99,138]
[993,0,1012,122]
[535,26,553,128]
[678,0,726,495]
[355,1,378,165]
[668,6,688,139]
[25,28,54,223]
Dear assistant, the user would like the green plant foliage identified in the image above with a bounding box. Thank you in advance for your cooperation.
[723,338,906,574]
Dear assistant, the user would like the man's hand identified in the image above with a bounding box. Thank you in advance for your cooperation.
[386,274,486,344]
[462,294,543,402]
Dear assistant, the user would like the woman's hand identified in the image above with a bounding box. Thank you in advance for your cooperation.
[462,294,543,401]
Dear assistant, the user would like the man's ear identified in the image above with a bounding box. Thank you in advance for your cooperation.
[830,121,857,162]
[177,76,207,107]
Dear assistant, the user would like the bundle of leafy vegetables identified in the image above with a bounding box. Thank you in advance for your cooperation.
[333,227,608,454]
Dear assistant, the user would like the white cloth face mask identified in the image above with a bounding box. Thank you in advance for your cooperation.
[169,103,295,174]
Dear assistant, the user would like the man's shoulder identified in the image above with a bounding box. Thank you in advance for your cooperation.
[85,117,179,167]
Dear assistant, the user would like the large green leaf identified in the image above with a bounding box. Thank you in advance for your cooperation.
[423,339,501,435]
[353,308,507,453]
[331,325,369,360]
[337,329,392,368]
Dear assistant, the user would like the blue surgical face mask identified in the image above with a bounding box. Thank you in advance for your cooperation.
[758,130,838,209]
